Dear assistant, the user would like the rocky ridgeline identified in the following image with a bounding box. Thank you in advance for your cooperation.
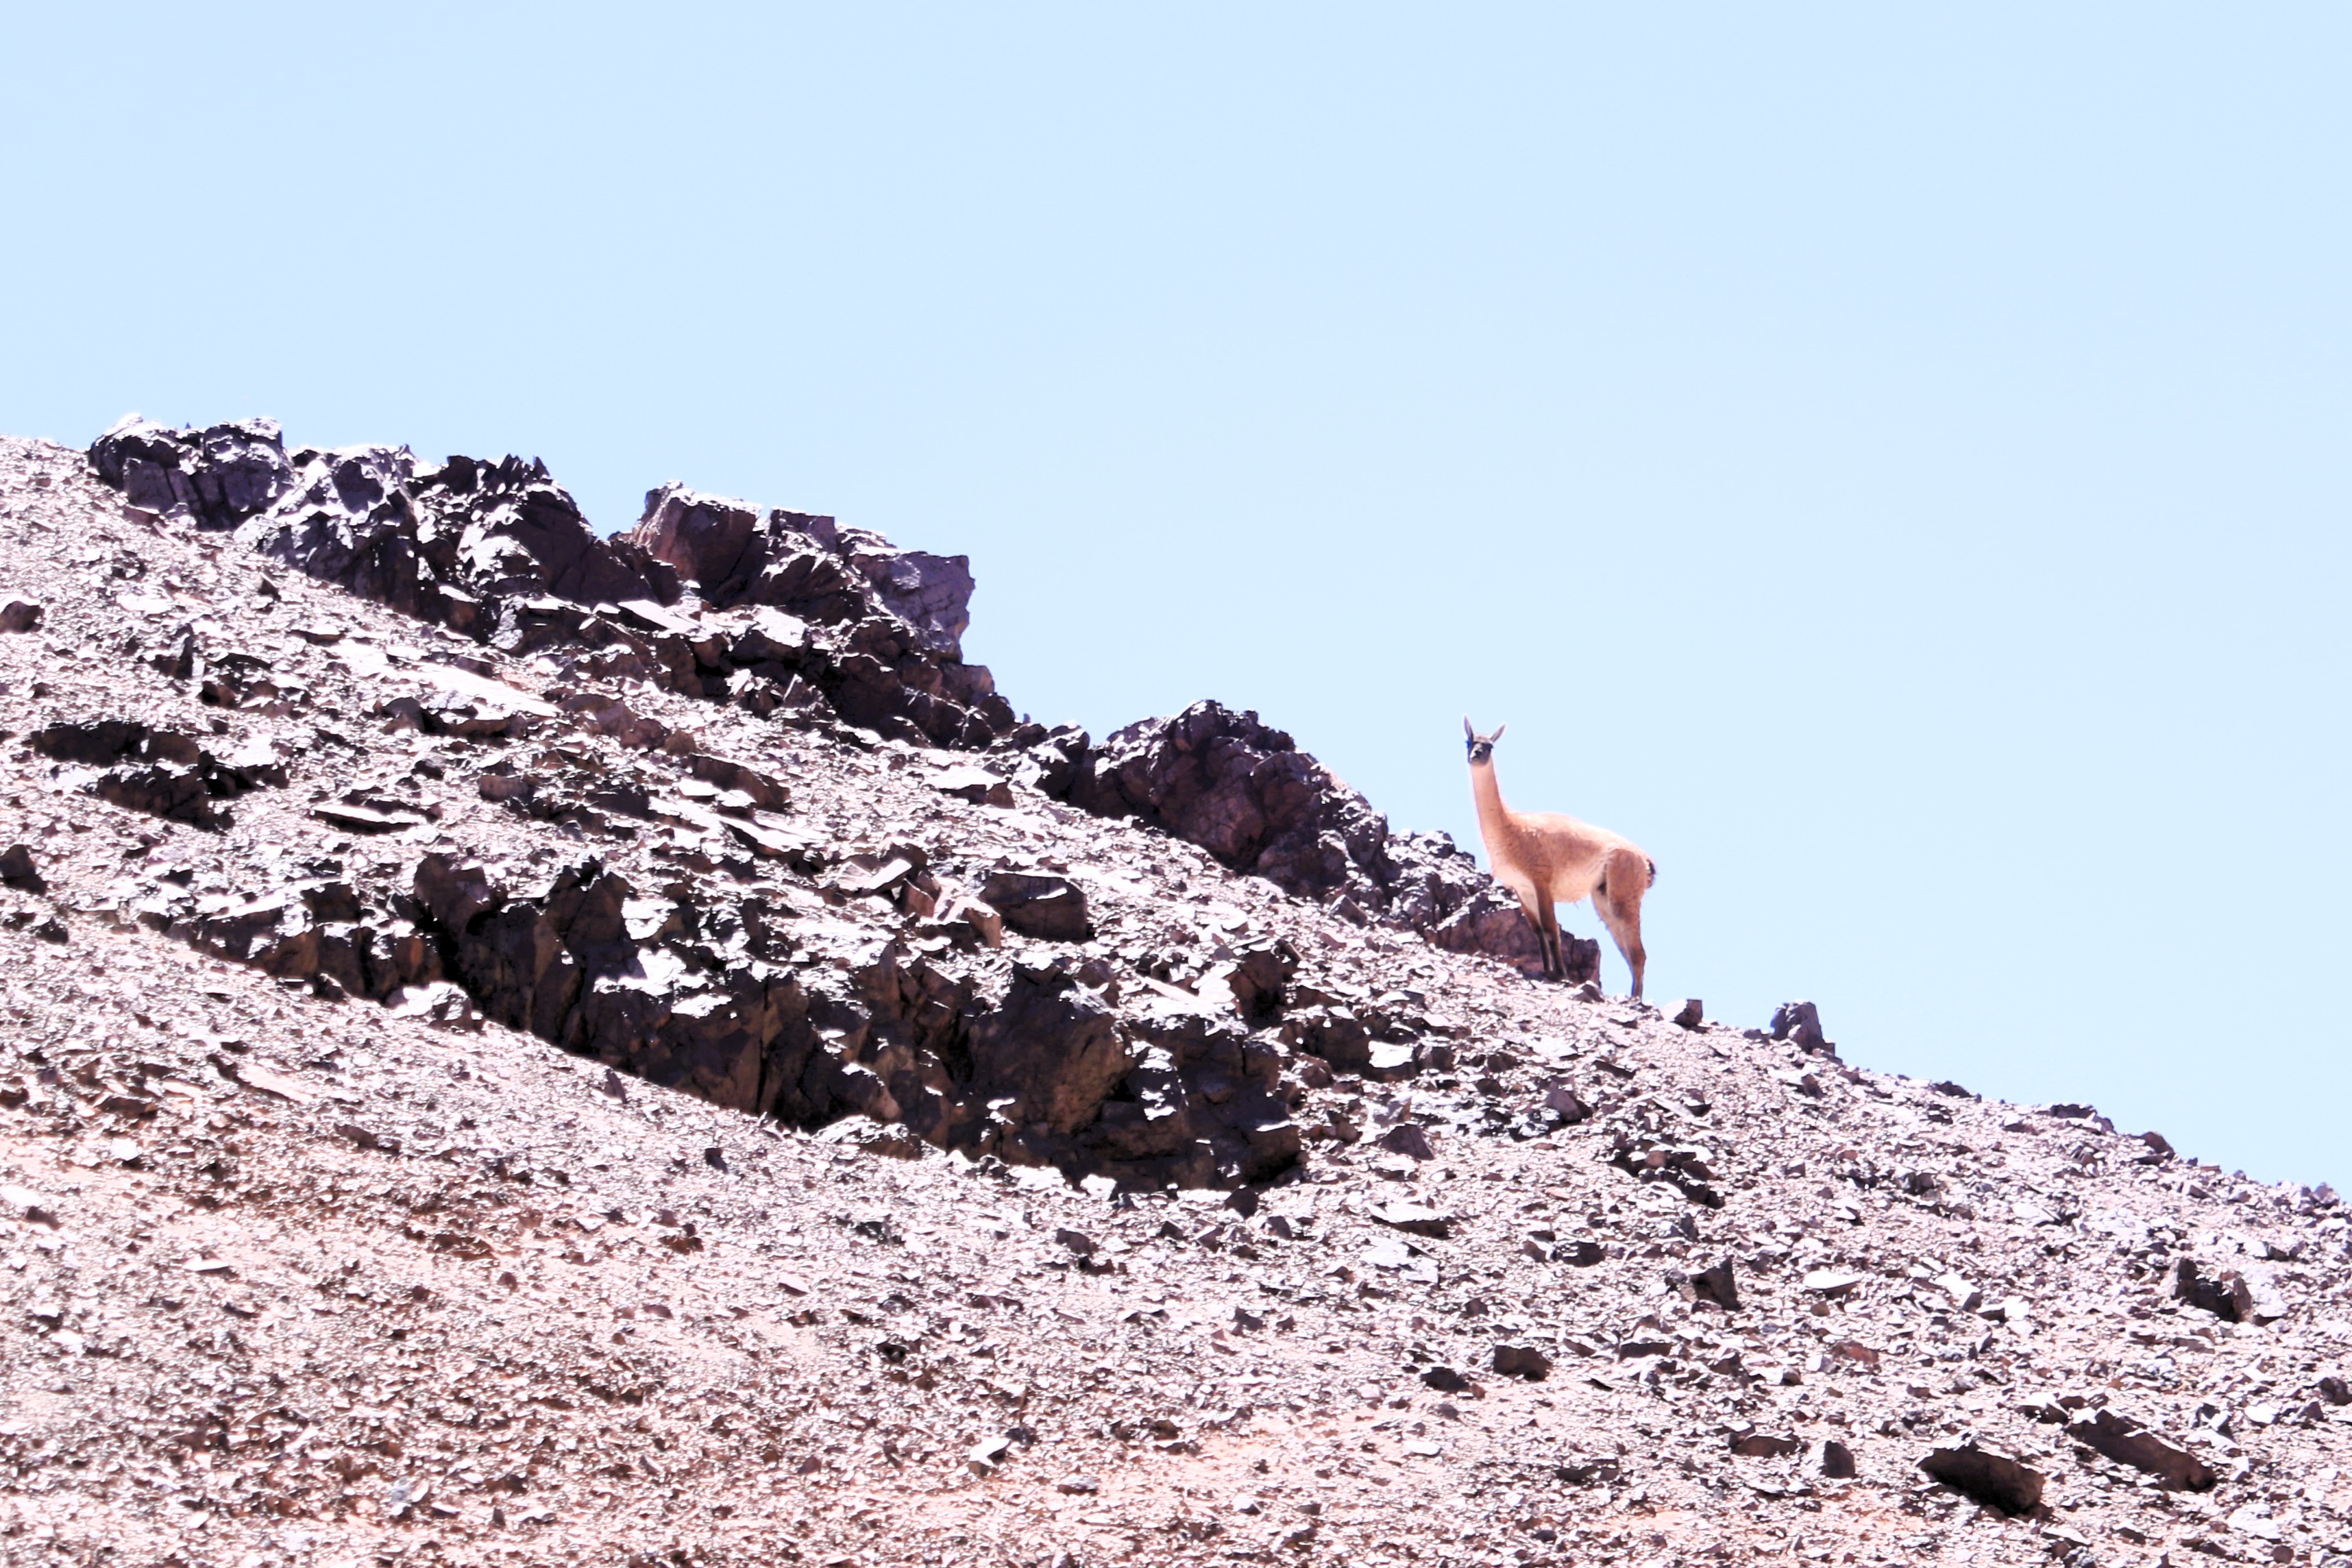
[24,418,1558,1195]
[86,417,1573,983]
[4,429,2352,1567]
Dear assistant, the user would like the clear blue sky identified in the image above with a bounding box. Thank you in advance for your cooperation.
[4,5,2346,1186]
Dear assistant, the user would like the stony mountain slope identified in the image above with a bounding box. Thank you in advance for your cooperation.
[0,424,2345,1568]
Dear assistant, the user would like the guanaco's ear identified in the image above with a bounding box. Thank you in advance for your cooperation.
[1462,715,1475,740]
[1490,724,1505,744]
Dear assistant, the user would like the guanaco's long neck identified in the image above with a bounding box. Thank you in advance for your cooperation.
[1469,759,1512,851]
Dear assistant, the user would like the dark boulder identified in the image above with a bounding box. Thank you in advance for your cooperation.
[1918,1443,2043,1514]
[1729,1432,1803,1458]
[1202,937,1299,1020]
[1035,700,1568,979]
[1673,1258,1741,1312]
[92,416,293,529]
[1425,880,1591,981]
[1769,1000,1831,1053]
[193,859,1291,1195]
[964,966,1131,1138]
[84,424,1017,752]
[1279,1005,1375,1075]
[1492,1344,1552,1380]
[1063,702,1390,903]
[1088,999,1299,1188]
[0,846,43,894]
[2064,1408,2215,1491]
[977,870,1093,942]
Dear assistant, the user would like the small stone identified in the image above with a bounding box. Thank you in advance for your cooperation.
[0,845,42,892]
[2172,1258,2259,1323]
[1769,999,1828,1052]
[1933,1272,1983,1312]
[1377,1123,1434,1161]
[1729,1432,1802,1458]
[1543,1082,1592,1123]
[382,1478,431,1519]
[1491,1344,1550,1380]
[1818,1439,1856,1479]
[929,765,1014,808]
[1917,1442,2043,1515]
[976,871,1092,942]
[938,898,1005,948]
[2225,1505,2283,1543]
[2066,1408,2216,1491]
[333,1123,401,1155]
[1419,1365,1469,1393]
[1670,998,1704,1029]
[1370,1202,1450,1239]
[1053,1227,1097,1258]
[0,597,41,633]
[1678,1258,1739,1312]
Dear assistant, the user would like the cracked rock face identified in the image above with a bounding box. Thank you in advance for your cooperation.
[88,420,1014,750]
[8,424,2351,1568]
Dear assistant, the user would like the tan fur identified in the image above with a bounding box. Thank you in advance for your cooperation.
[1463,718,1655,998]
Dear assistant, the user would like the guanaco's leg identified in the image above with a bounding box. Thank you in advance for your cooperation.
[1593,849,1649,999]
[1532,894,1562,978]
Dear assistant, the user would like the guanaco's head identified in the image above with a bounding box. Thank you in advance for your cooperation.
[1462,717,1505,766]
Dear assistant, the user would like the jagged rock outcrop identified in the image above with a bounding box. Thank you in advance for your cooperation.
[121,832,1301,1190]
[631,485,975,657]
[626,484,1009,742]
[84,420,1015,748]
[88,416,295,530]
[29,717,284,829]
[86,419,1579,983]
[1012,700,1590,981]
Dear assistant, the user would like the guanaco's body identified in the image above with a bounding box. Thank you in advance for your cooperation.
[1464,719,1655,997]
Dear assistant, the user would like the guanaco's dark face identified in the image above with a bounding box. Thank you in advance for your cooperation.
[1462,718,1504,764]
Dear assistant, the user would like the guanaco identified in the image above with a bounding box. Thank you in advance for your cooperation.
[1464,718,1656,997]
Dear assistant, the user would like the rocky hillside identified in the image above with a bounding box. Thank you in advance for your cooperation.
[0,422,2344,1568]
